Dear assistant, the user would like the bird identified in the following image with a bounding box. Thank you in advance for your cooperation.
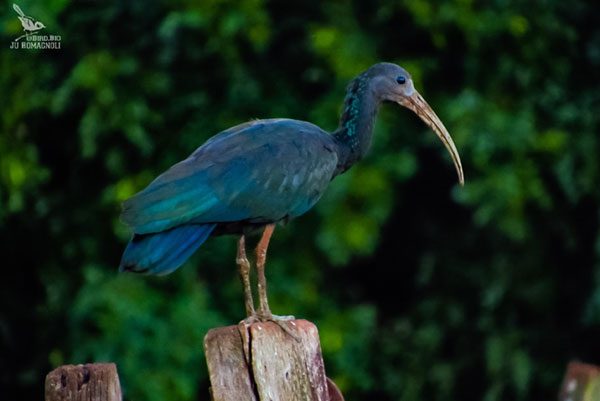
[119,62,464,328]
[13,4,45,41]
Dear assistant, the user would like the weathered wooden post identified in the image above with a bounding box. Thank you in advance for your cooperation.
[45,363,122,401]
[559,361,600,401]
[43,322,342,400]
[204,319,344,401]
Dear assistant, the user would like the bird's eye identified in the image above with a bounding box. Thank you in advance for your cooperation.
[396,76,406,85]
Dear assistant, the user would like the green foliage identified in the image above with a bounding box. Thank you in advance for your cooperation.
[2,0,600,400]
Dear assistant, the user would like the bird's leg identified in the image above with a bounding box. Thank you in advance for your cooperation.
[255,225,297,338]
[255,225,275,318]
[236,235,255,318]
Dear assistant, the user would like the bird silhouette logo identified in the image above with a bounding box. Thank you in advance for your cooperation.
[13,4,45,41]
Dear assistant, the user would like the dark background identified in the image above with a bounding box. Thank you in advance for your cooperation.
[1,0,600,400]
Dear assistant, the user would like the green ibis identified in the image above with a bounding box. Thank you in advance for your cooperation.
[119,62,464,326]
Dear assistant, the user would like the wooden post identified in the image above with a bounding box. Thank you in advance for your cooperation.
[559,361,600,401]
[204,319,344,401]
[45,363,122,401]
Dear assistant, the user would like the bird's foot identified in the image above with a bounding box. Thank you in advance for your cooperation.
[238,312,299,341]
[260,312,300,341]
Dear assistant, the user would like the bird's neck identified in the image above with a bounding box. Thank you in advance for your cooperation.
[333,76,381,174]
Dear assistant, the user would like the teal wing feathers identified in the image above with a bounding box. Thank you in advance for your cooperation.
[121,119,339,235]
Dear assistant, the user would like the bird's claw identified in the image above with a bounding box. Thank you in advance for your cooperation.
[270,315,301,341]
[239,313,300,341]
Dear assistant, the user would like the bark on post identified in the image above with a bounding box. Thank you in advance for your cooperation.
[45,363,122,401]
[204,319,343,401]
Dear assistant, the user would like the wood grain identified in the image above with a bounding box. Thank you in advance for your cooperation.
[204,319,343,401]
[45,363,121,401]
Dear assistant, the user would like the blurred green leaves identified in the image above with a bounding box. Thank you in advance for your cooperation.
[2,0,600,400]
[69,266,225,401]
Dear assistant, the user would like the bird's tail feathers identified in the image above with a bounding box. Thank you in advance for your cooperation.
[13,4,25,17]
[119,224,216,275]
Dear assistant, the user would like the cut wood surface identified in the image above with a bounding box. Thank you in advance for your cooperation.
[45,362,122,401]
[204,319,343,401]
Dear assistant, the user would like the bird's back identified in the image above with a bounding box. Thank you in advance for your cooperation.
[121,118,340,235]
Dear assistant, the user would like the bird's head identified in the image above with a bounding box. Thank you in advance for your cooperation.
[365,62,464,185]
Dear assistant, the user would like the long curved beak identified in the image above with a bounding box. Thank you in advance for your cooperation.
[398,91,464,185]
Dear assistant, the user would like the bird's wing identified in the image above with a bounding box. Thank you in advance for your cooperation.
[20,18,35,30]
[121,119,339,234]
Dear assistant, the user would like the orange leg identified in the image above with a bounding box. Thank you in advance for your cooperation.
[237,225,298,340]
[236,235,255,318]
[255,225,275,318]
